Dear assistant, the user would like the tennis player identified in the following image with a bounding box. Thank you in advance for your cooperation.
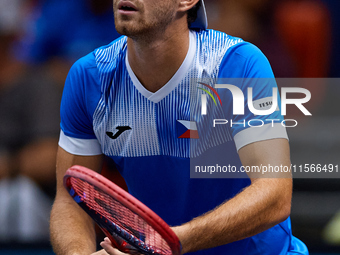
[50,0,308,254]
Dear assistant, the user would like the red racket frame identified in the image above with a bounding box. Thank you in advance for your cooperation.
[63,165,181,255]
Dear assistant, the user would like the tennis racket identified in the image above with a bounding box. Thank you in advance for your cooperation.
[63,165,182,255]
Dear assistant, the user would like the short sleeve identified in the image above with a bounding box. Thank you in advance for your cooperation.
[218,42,288,150]
[59,53,103,155]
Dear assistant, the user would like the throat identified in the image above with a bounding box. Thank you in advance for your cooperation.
[137,64,180,93]
[127,35,191,93]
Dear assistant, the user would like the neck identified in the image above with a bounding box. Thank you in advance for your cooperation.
[127,24,190,93]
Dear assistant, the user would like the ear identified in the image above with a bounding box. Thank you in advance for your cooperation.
[178,0,200,12]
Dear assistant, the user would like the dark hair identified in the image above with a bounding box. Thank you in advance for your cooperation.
[187,1,201,26]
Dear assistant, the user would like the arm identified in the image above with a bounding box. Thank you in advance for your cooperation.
[50,146,104,255]
[173,138,292,254]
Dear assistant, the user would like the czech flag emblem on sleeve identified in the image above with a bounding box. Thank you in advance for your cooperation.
[177,120,199,139]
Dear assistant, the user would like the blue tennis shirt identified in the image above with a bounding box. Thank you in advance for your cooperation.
[59,29,308,255]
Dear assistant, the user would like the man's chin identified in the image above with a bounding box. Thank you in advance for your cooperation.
[115,22,138,36]
[115,24,147,38]
[115,27,135,37]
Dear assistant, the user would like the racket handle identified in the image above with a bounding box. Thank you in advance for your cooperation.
[101,228,136,254]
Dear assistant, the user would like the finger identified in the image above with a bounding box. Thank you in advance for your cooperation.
[91,249,109,255]
[100,238,130,255]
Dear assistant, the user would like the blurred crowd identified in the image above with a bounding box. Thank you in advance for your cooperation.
[0,0,120,243]
[0,0,339,252]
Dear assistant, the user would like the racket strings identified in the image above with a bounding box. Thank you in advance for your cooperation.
[69,177,172,254]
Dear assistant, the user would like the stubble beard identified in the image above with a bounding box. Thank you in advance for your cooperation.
[114,2,176,42]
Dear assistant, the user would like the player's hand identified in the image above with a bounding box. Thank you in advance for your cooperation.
[171,226,186,254]
[91,248,110,255]
[99,237,132,255]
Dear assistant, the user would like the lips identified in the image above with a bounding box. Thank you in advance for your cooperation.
[118,1,138,13]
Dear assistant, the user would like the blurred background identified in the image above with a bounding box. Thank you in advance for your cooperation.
[0,0,339,254]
